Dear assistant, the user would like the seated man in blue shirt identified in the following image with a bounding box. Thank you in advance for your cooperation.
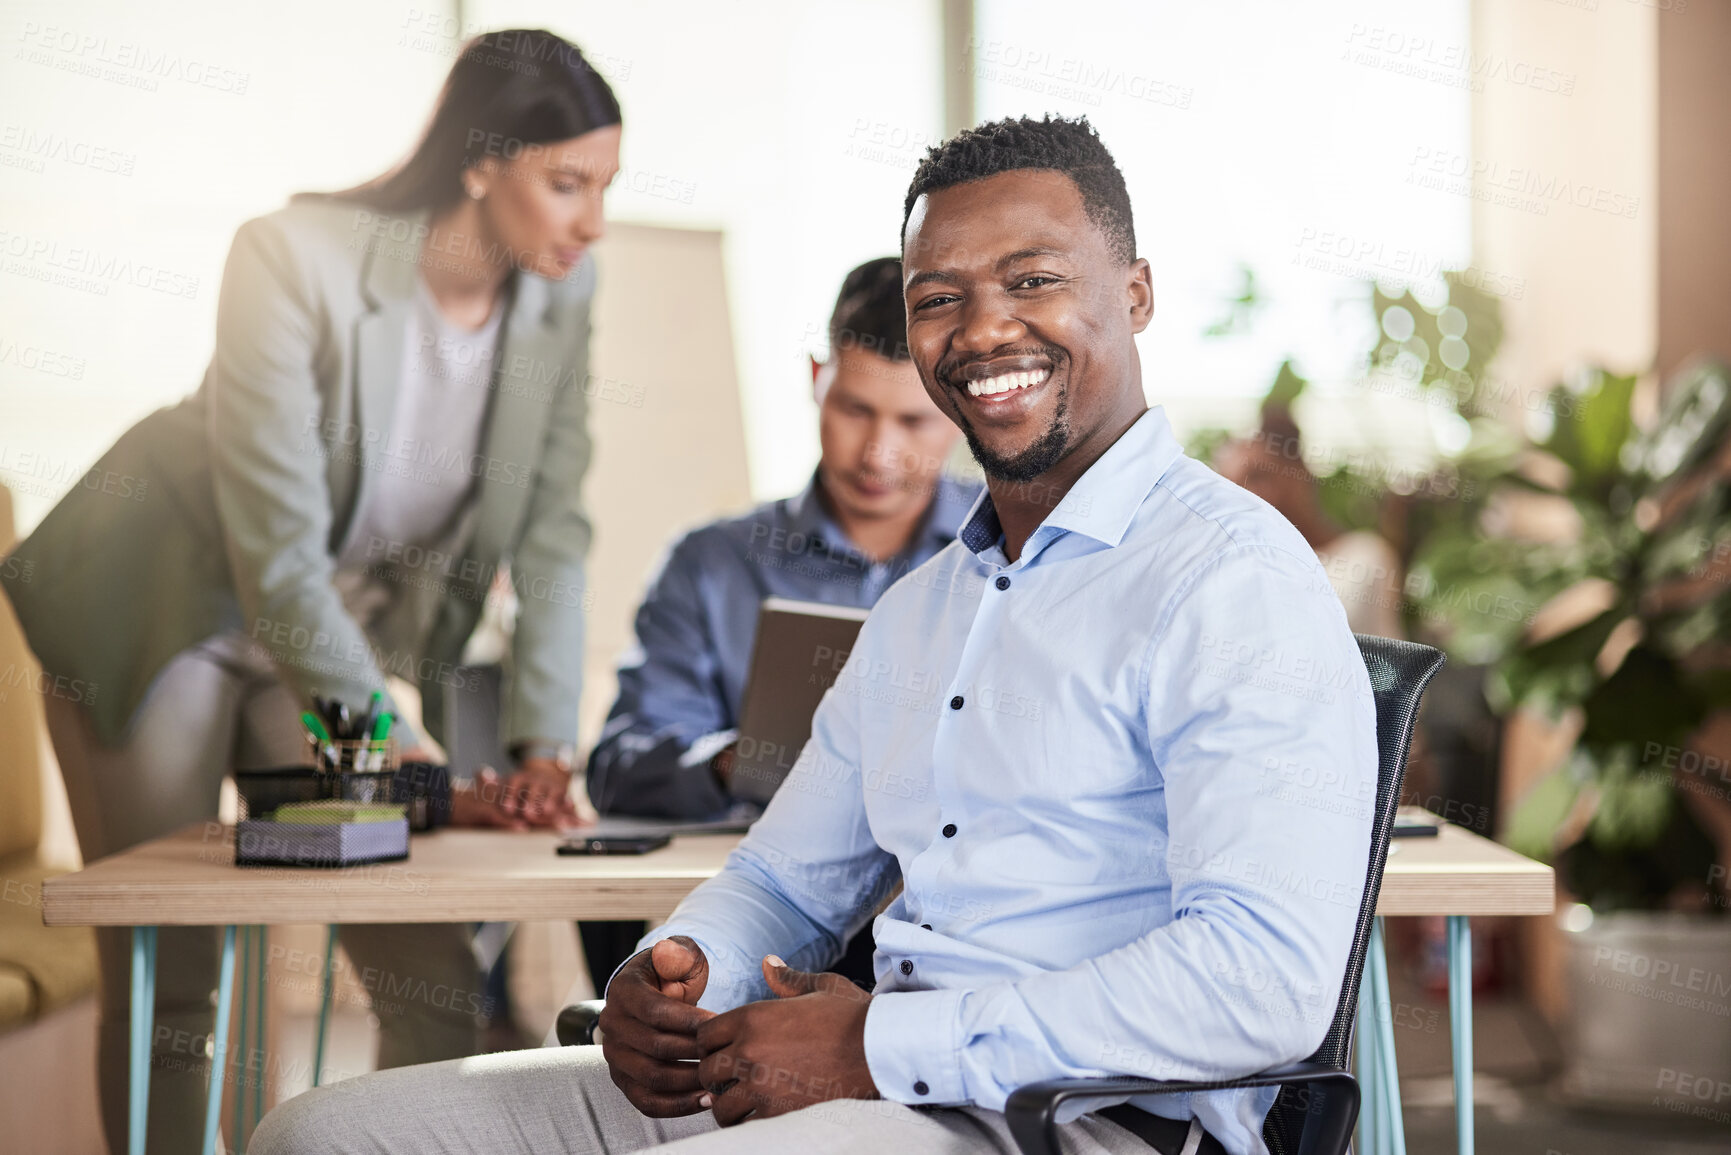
[253,115,1377,1155]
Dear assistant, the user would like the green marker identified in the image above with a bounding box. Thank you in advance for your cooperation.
[301,711,332,742]
[370,710,394,743]
[360,689,384,737]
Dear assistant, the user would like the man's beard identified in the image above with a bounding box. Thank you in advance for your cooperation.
[959,384,1072,482]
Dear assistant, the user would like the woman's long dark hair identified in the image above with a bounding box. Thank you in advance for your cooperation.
[304,29,621,213]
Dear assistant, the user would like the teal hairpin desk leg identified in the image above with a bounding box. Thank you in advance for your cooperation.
[230,926,270,1154]
[1448,916,1474,1155]
[312,925,336,1087]
[253,926,268,1140]
[202,926,238,1155]
[129,926,158,1155]
[235,926,251,1154]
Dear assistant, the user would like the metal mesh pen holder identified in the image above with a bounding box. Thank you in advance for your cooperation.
[308,734,399,779]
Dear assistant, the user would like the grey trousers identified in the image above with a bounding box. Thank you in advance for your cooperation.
[249,1044,1163,1155]
[44,632,482,1155]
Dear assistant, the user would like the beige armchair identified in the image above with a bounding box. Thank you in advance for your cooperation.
[0,481,103,1152]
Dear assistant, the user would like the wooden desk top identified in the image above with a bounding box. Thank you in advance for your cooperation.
[42,823,733,927]
[43,819,1553,928]
[1376,822,1554,917]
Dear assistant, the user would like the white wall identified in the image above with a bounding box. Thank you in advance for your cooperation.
[468,0,945,500]
[0,0,453,531]
[1472,0,1657,411]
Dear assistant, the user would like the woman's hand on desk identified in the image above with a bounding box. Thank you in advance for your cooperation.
[450,767,530,829]
[446,762,584,829]
[403,747,541,831]
[498,755,580,827]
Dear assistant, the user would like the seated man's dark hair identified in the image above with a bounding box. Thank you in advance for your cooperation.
[901,115,1135,265]
[828,256,910,361]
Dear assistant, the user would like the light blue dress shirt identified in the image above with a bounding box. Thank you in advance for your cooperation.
[638,407,1377,1155]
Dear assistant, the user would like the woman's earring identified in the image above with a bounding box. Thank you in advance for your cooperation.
[467,182,485,200]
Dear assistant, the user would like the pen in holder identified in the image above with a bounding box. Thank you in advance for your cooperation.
[310,734,400,772]
[299,698,400,804]
[306,733,400,803]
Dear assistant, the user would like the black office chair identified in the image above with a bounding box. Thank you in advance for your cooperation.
[1003,635,1445,1155]
[555,636,1446,1155]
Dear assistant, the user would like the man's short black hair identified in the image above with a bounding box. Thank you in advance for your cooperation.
[828,256,909,361]
[901,115,1135,265]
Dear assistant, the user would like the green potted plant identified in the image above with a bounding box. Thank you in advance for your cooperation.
[1492,358,1731,1110]
[1196,273,1731,1103]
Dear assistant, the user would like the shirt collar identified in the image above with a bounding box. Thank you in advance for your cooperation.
[785,474,839,542]
[957,406,1185,560]
[786,471,981,562]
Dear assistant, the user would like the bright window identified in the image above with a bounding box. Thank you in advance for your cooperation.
[973,0,1472,446]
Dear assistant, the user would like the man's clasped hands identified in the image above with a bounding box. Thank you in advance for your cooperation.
[597,935,883,1126]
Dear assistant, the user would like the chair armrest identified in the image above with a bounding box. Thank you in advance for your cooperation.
[1004,1062,1358,1155]
[554,1000,607,1046]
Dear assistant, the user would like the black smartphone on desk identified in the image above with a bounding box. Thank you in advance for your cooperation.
[558,834,672,856]
[1391,806,1444,838]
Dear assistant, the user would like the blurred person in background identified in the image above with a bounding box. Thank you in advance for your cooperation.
[0,28,619,1152]
[1214,407,1405,638]
[579,257,978,986]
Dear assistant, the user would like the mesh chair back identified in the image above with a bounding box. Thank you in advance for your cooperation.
[1262,634,1445,1154]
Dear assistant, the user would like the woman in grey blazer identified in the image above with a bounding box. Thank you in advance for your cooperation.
[1,29,618,1152]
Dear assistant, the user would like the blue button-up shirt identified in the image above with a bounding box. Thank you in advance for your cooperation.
[586,473,980,819]
[641,408,1377,1154]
